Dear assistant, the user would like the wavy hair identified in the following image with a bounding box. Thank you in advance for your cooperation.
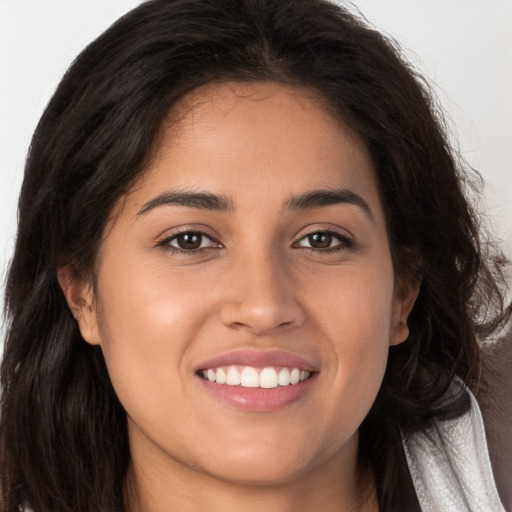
[1,0,509,510]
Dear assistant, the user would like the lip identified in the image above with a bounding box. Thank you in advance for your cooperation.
[195,349,318,412]
[198,375,317,412]
[195,349,318,373]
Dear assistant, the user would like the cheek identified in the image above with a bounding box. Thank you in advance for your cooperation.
[97,255,214,345]
[306,263,394,412]
[309,260,395,345]
[93,258,216,413]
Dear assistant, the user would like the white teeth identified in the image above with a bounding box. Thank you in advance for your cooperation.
[240,367,259,387]
[215,367,226,384]
[226,366,241,386]
[259,367,278,388]
[201,365,311,388]
[278,368,291,386]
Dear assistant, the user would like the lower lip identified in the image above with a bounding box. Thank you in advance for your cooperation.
[197,374,317,412]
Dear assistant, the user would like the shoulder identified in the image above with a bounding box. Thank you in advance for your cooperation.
[478,330,512,511]
[403,376,507,511]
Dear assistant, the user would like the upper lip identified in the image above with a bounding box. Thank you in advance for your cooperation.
[195,349,318,373]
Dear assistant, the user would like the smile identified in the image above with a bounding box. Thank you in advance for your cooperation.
[199,366,312,388]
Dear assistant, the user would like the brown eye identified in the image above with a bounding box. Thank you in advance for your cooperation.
[174,233,203,250]
[307,232,333,249]
[295,230,353,251]
[161,231,218,251]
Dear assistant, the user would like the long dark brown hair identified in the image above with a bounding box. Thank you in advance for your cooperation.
[1,0,510,510]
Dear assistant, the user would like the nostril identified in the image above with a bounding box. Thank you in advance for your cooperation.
[219,300,306,334]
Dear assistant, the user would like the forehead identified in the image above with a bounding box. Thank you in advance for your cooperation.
[125,81,382,219]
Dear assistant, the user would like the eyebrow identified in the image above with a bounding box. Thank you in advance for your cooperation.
[137,187,374,222]
[137,190,234,215]
[286,189,374,222]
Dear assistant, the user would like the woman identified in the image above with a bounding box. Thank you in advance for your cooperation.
[1,0,509,510]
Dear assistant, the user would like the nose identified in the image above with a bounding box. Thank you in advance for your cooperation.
[219,251,306,335]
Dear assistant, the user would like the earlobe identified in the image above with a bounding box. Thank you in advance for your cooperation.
[389,280,420,346]
[57,266,102,346]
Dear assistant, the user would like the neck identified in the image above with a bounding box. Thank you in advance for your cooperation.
[124,435,378,512]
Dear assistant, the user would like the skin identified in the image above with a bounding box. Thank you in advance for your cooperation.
[60,82,418,512]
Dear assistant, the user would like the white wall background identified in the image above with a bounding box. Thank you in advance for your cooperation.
[1,1,511,341]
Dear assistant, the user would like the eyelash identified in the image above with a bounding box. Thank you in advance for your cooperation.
[293,230,354,252]
[157,229,354,255]
[157,229,221,254]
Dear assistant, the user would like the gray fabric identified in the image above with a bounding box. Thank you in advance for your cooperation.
[403,383,505,512]
[478,334,512,510]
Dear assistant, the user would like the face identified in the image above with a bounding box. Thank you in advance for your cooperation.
[63,82,416,488]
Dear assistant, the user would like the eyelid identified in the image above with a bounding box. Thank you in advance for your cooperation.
[292,224,353,241]
[292,226,355,251]
[155,224,221,242]
[156,226,223,251]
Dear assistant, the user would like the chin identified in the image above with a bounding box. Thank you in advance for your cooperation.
[191,432,335,487]
[202,455,313,487]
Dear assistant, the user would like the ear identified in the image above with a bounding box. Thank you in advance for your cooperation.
[57,265,102,346]
[389,279,420,346]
